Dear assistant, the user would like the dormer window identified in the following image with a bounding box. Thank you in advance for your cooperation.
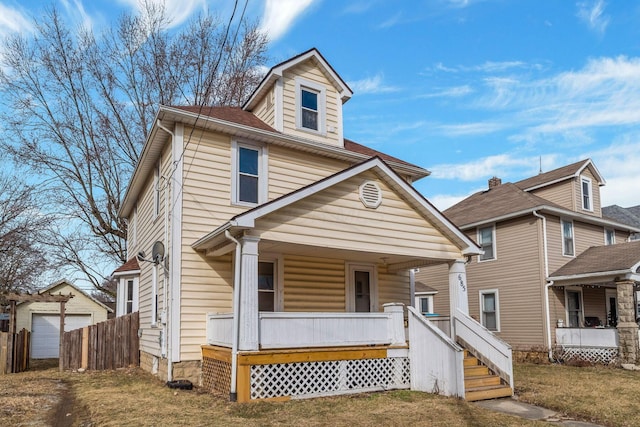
[295,77,325,134]
[301,89,318,130]
[581,177,593,211]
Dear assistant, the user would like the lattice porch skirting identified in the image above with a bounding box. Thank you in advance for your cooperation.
[557,346,619,365]
[249,356,410,400]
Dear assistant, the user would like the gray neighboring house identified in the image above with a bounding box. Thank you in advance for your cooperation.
[603,205,640,240]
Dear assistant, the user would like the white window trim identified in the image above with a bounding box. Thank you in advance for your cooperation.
[259,253,284,312]
[231,139,268,206]
[564,287,584,328]
[345,263,378,312]
[415,294,435,314]
[561,219,575,257]
[604,228,615,245]
[295,77,326,135]
[581,176,593,212]
[117,276,139,317]
[477,225,497,262]
[479,289,500,332]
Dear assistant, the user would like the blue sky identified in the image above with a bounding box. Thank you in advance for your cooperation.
[2,0,640,210]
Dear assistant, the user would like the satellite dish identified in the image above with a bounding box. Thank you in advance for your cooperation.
[151,241,165,264]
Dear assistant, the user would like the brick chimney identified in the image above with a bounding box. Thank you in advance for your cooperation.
[488,176,502,189]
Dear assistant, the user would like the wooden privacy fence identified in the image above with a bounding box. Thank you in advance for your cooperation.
[61,312,139,370]
[1,329,30,375]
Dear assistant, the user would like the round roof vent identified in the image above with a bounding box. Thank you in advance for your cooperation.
[359,181,382,209]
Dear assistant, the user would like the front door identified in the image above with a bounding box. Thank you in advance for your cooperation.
[347,264,376,312]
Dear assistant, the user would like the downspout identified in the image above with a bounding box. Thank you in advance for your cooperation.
[533,210,554,361]
[158,119,173,379]
[225,230,242,402]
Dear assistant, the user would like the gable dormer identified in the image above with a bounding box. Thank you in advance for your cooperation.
[515,159,605,217]
[242,48,353,148]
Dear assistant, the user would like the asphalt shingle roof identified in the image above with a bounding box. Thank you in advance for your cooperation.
[550,240,640,277]
[514,159,589,190]
[602,205,640,229]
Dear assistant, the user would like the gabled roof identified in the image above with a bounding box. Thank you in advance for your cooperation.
[119,105,429,218]
[36,279,113,313]
[550,240,640,280]
[444,183,559,227]
[242,48,353,111]
[193,157,480,256]
[515,159,605,191]
[112,257,140,276]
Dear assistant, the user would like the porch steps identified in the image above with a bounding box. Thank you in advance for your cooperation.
[463,351,512,402]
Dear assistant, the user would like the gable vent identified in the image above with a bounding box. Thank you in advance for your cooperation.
[359,181,382,209]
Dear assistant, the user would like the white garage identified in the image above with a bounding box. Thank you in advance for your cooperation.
[16,280,112,359]
[31,313,93,358]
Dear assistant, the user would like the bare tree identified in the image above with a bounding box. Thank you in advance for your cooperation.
[0,3,268,291]
[0,176,51,293]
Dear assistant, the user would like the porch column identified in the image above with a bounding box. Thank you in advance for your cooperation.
[449,259,469,317]
[238,235,260,351]
[615,279,638,364]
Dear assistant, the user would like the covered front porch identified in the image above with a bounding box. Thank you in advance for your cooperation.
[549,241,640,365]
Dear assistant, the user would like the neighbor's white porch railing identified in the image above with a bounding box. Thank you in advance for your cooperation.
[206,304,406,349]
[556,327,619,348]
[453,309,514,390]
[206,313,233,347]
[407,306,465,397]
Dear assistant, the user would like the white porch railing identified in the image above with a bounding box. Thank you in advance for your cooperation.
[556,327,619,348]
[206,305,406,349]
[454,309,514,390]
[206,313,233,347]
[407,306,464,397]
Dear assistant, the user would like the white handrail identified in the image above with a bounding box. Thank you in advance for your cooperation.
[454,309,513,389]
[407,306,465,397]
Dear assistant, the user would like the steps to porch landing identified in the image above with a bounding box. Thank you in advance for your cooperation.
[463,350,512,402]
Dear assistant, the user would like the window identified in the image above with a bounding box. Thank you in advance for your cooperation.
[154,161,161,217]
[295,77,325,134]
[478,226,495,261]
[581,177,592,211]
[416,295,434,315]
[231,141,267,206]
[117,276,138,317]
[566,289,582,327]
[301,89,318,130]
[605,228,615,245]
[480,290,499,331]
[562,220,574,256]
[258,261,275,312]
[126,279,135,314]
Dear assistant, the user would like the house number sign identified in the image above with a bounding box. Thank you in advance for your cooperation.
[458,274,466,292]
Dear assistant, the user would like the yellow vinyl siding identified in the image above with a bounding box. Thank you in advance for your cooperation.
[281,60,341,146]
[378,266,411,308]
[257,173,461,259]
[253,87,275,128]
[283,255,346,312]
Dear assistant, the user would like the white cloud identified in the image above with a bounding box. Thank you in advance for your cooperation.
[420,85,473,98]
[427,193,469,211]
[435,121,504,137]
[0,3,33,36]
[259,0,316,42]
[429,153,558,181]
[348,74,399,94]
[378,11,402,29]
[61,0,94,31]
[577,0,610,34]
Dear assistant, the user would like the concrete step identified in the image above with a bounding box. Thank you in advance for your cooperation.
[465,385,513,402]
[464,365,489,377]
[464,374,502,388]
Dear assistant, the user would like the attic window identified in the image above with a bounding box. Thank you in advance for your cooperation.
[359,181,382,209]
[301,89,318,130]
[295,77,325,135]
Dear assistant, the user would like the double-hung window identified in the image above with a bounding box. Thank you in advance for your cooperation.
[480,290,499,331]
[562,219,574,256]
[295,77,325,134]
[258,261,275,312]
[605,228,615,245]
[581,177,593,211]
[478,225,495,261]
[232,141,267,205]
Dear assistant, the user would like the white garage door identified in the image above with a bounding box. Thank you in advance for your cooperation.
[31,314,92,359]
